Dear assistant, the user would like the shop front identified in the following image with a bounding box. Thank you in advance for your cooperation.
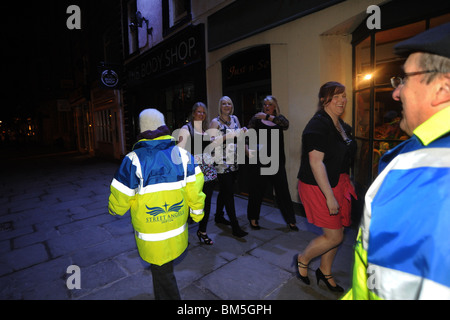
[91,84,125,160]
[352,4,450,189]
[123,24,206,150]
[220,45,273,198]
[205,0,360,205]
[205,0,450,212]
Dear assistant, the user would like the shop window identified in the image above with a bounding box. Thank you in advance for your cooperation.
[353,15,449,188]
[164,81,195,130]
[95,109,113,144]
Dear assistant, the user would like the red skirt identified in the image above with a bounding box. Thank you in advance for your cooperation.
[298,173,357,229]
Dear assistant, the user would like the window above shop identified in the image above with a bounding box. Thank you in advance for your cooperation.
[162,0,192,36]
[126,0,139,55]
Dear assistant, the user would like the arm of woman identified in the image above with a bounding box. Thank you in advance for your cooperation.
[309,150,339,215]
[208,118,244,146]
[177,125,190,149]
[208,119,226,147]
[256,112,289,129]
[272,114,289,130]
[233,116,247,134]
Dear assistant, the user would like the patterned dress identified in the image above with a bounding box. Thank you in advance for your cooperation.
[212,115,241,174]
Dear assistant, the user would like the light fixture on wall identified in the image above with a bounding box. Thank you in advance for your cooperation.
[129,11,153,35]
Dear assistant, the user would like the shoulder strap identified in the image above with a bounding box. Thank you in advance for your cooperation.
[179,147,189,185]
[187,122,194,136]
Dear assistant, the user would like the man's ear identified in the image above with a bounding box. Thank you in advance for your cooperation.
[431,74,450,107]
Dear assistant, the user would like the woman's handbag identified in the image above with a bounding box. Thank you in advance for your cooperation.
[194,153,217,182]
[187,122,218,183]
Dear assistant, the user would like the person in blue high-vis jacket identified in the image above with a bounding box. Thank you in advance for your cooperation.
[344,22,450,300]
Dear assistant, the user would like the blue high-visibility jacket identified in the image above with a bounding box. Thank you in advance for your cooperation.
[343,106,450,299]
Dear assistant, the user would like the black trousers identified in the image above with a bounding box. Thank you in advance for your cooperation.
[247,164,296,225]
[150,261,180,300]
[215,171,239,225]
[198,180,215,232]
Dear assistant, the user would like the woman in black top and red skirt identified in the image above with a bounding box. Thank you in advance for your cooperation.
[295,82,357,292]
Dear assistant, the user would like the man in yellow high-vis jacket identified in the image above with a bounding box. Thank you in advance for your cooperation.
[108,108,205,300]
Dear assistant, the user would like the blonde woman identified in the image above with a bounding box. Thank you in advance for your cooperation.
[246,96,297,231]
[209,96,248,238]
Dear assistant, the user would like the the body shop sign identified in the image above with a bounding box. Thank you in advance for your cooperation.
[100,69,120,88]
[126,24,204,87]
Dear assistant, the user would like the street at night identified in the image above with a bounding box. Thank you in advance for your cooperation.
[2,0,449,304]
[0,150,355,300]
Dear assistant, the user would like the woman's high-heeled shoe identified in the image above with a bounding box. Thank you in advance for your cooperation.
[249,220,261,230]
[197,230,213,245]
[315,268,343,292]
[293,254,310,285]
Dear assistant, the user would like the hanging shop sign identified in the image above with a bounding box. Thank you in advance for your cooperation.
[99,67,120,89]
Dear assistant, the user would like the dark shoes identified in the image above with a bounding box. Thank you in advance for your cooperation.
[249,220,261,230]
[197,230,213,245]
[232,226,248,238]
[293,254,310,285]
[315,268,344,292]
[215,213,247,238]
[214,214,231,225]
[293,255,344,292]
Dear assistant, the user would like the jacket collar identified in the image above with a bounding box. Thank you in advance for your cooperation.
[133,125,174,151]
[136,125,171,141]
[413,106,450,146]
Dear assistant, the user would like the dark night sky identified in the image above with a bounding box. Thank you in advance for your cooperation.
[3,1,81,119]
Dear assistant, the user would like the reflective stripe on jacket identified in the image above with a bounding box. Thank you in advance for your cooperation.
[343,107,450,300]
[108,135,205,266]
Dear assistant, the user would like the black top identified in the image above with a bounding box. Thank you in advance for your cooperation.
[297,110,356,188]
[247,115,289,168]
[184,122,211,155]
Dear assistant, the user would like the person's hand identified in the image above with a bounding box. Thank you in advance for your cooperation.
[326,195,340,215]
[255,112,267,119]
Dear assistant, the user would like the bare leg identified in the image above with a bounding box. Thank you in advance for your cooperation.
[297,227,344,280]
[319,246,339,286]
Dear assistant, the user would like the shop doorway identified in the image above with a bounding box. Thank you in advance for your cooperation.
[164,81,196,131]
[225,85,272,199]
[221,45,273,200]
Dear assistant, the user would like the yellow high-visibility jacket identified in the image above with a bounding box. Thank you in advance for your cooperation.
[108,135,205,266]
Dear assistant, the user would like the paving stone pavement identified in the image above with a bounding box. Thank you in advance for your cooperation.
[0,150,358,300]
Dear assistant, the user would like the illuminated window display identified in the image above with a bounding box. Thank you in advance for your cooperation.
[353,15,449,188]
